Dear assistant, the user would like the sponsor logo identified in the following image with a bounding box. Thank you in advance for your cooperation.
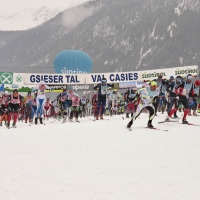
[61,68,88,74]
[10,84,19,89]
[142,72,166,79]
[72,85,90,91]
[175,68,198,76]
[16,75,23,82]
[0,72,13,84]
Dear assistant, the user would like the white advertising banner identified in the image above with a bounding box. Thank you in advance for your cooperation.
[22,65,198,85]
[140,65,198,80]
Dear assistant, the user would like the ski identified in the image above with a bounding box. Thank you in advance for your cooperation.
[145,127,168,132]
[182,123,200,126]
[126,126,168,132]
[158,119,179,124]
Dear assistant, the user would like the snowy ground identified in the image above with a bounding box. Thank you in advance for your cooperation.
[0,113,200,200]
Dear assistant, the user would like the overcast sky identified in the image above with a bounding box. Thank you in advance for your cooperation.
[0,0,88,15]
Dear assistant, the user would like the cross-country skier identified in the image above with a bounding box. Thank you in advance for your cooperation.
[24,91,34,123]
[0,91,9,126]
[69,96,80,122]
[166,74,194,124]
[189,80,200,116]
[29,92,37,124]
[43,97,52,120]
[79,96,87,118]
[124,86,138,118]
[33,81,52,124]
[166,76,181,118]
[150,75,165,115]
[127,81,159,129]
[93,78,114,120]
[6,89,24,128]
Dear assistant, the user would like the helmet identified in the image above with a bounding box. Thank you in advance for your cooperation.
[170,76,174,79]
[40,81,45,85]
[150,81,157,87]
[113,89,117,92]
[195,80,200,86]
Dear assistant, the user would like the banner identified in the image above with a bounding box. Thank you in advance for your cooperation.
[141,65,198,80]
[19,65,199,85]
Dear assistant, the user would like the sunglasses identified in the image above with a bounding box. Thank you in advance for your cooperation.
[102,80,107,83]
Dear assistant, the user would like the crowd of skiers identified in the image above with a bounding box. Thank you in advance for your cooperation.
[0,75,200,129]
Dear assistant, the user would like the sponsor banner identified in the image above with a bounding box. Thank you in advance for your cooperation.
[21,65,198,85]
[141,65,198,80]
[23,72,141,85]
[0,72,13,84]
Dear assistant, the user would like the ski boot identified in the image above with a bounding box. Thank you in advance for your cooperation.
[100,115,103,120]
[188,110,192,116]
[193,110,197,116]
[95,115,99,120]
[6,122,10,129]
[127,119,133,129]
[40,118,43,124]
[131,113,133,117]
[126,113,129,118]
[12,122,17,128]
[35,117,38,125]
[75,118,80,123]
[62,116,67,123]
[182,119,189,124]
[0,122,2,126]
[147,121,154,128]
[69,118,73,122]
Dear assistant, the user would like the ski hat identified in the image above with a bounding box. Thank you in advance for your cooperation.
[13,89,18,93]
[176,76,182,83]
[170,76,174,79]
[187,74,193,80]
[27,91,31,96]
[150,81,157,87]
[195,80,200,86]
[68,86,73,90]
[102,78,107,82]
[131,86,137,91]
[40,81,45,85]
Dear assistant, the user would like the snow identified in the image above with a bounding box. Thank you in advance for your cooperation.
[0,0,89,31]
[0,113,200,200]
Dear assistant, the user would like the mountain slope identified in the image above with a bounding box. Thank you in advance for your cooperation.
[0,0,200,73]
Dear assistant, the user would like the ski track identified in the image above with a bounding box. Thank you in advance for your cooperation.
[0,113,200,200]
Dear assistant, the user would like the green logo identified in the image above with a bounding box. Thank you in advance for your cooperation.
[16,75,23,82]
[0,72,13,84]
